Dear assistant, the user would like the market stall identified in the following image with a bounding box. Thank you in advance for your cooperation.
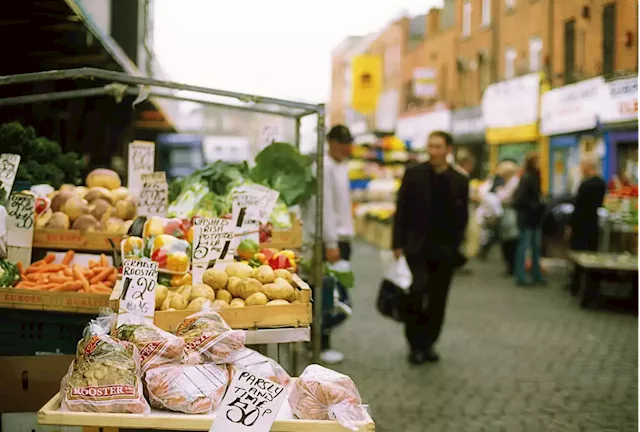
[0,68,332,418]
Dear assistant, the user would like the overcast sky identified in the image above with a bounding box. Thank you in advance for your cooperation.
[154,0,443,105]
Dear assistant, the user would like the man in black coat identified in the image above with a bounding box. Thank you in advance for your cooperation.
[392,131,470,365]
[568,154,607,251]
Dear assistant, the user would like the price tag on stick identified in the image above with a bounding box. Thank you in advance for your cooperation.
[209,369,287,432]
[127,141,155,199]
[6,192,34,267]
[117,259,158,327]
[0,153,21,201]
[138,172,168,217]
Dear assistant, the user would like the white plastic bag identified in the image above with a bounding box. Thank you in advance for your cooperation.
[384,256,412,291]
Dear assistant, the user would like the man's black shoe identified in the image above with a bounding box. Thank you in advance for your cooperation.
[424,347,441,363]
[408,350,427,365]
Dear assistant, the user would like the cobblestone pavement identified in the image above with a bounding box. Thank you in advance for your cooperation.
[328,240,638,432]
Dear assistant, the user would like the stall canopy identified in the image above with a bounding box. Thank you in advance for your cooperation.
[0,0,176,151]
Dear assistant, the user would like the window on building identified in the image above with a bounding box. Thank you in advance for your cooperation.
[505,47,517,79]
[457,59,468,106]
[478,52,490,96]
[505,0,516,10]
[602,2,616,75]
[564,19,576,83]
[481,0,491,27]
[529,36,543,72]
[462,1,471,36]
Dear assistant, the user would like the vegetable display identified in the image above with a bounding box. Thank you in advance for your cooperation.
[0,259,20,287]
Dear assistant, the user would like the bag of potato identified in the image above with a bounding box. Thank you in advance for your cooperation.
[175,306,245,364]
[113,321,185,373]
[226,348,291,386]
[145,363,228,414]
[60,319,150,414]
[288,365,369,431]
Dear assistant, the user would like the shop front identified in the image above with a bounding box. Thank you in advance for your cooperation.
[396,108,452,151]
[540,77,606,196]
[481,73,546,188]
[451,106,486,179]
[600,76,638,183]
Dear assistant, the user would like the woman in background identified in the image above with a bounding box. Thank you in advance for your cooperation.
[495,160,520,277]
[512,153,546,286]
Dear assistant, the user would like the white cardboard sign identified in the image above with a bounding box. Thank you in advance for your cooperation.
[6,192,35,266]
[117,259,158,326]
[127,141,155,199]
[191,218,235,284]
[0,153,21,201]
[138,172,168,217]
[210,369,287,432]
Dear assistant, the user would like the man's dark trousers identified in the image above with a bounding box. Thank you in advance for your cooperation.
[404,257,454,352]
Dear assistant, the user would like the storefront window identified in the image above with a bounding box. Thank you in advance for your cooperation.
[617,142,638,185]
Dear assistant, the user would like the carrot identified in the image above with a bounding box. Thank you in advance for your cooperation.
[49,275,72,284]
[37,283,58,291]
[90,269,111,284]
[103,279,115,288]
[51,281,82,292]
[100,254,108,267]
[91,266,113,273]
[107,272,117,283]
[26,264,64,273]
[78,288,85,293]
[44,253,56,264]
[63,267,73,277]
[88,259,98,268]
[61,250,75,266]
[89,284,112,294]
[72,265,90,291]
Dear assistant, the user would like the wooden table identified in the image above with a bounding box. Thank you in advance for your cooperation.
[38,393,375,432]
[568,252,638,308]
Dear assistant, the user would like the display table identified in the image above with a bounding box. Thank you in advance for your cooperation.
[38,393,375,432]
[568,252,638,308]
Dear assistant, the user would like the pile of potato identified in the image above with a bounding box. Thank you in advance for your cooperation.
[36,169,137,234]
[155,262,302,311]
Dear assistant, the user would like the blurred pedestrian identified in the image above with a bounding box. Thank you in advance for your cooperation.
[567,153,606,252]
[495,160,520,276]
[455,152,480,269]
[393,131,469,364]
[512,152,546,286]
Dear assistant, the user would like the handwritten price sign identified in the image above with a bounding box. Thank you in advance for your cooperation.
[192,218,234,262]
[231,185,279,226]
[138,172,168,217]
[210,369,286,432]
[117,259,158,326]
[0,153,21,202]
[6,192,35,266]
[127,141,155,198]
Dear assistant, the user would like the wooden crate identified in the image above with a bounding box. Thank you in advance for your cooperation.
[33,229,123,253]
[261,215,303,250]
[0,288,110,314]
[110,274,312,331]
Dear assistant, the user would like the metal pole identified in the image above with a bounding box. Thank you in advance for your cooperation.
[294,117,301,150]
[312,105,326,362]
[0,87,112,106]
[0,67,320,112]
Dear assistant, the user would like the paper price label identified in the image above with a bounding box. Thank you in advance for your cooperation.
[209,369,286,432]
[128,141,155,198]
[7,193,35,247]
[0,153,21,201]
[138,172,168,217]
[231,185,279,225]
[192,218,235,262]
[117,259,158,326]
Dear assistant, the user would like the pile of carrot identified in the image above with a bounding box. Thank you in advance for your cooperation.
[15,251,116,294]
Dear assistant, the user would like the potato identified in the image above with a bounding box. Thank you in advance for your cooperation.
[160,293,174,311]
[177,285,192,303]
[226,277,242,297]
[86,168,122,190]
[245,292,268,306]
[202,268,228,290]
[225,262,254,279]
[212,299,230,309]
[274,269,293,283]
[190,283,214,302]
[62,195,89,222]
[115,199,137,220]
[255,265,276,284]
[36,208,53,228]
[166,307,177,312]
[51,191,75,212]
[216,289,233,304]
[274,277,294,290]
[59,184,76,193]
[89,199,113,223]
[260,283,295,301]
[74,186,89,199]
[111,186,130,203]
[187,297,210,311]
[47,211,70,229]
[71,214,101,232]
[169,294,188,310]
[229,298,245,308]
[104,217,126,234]
[239,278,263,300]
[266,299,290,306]
[85,187,114,205]
[155,284,169,309]
[294,289,302,302]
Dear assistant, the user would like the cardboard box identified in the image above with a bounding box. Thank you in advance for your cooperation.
[0,355,73,414]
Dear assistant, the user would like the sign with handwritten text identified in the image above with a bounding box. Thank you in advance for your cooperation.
[230,185,279,226]
[138,172,168,217]
[6,192,35,266]
[127,141,155,198]
[117,259,158,326]
[258,125,281,150]
[192,218,235,262]
[210,369,286,432]
[0,153,21,202]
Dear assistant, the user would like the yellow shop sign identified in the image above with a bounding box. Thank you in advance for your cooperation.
[351,55,382,115]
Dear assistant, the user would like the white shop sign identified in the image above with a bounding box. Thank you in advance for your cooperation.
[540,76,606,136]
[413,68,437,99]
[375,90,399,131]
[599,77,638,124]
[482,73,541,129]
[396,109,452,149]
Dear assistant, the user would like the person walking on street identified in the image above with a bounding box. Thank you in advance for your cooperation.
[512,152,546,286]
[495,160,520,277]
[567,153,607,251]
[304,124,355,365]
[392,131,469,365]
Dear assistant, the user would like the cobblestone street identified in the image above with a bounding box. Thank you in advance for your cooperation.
[329,241,638,432]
